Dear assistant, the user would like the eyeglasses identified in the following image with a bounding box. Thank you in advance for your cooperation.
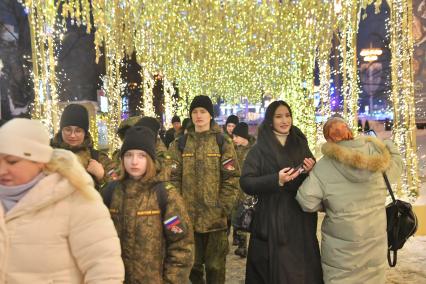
[62,127,85,136]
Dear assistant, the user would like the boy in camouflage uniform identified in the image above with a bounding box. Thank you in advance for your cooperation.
[230,122,255,258]
[168,95,240,284]
[223,114,239,140]
[164,115,182,148]
[105,126,194,284]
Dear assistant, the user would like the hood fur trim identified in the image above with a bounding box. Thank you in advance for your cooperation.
[44,149,97,200]
[321,137,391,172]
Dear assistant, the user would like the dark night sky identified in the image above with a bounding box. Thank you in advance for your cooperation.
[358,2,390,55]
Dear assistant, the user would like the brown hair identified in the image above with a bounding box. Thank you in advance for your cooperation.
[119,153,157,181]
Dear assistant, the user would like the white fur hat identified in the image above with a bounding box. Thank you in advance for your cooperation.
[0,118,53,163]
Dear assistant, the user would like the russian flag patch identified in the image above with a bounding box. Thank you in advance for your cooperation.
[164,215,183,233]
[222,158,235,171]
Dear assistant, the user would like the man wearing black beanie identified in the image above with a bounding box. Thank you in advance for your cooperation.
[52,103,116,188]
[164,115,182,148]
[232,122,250,141]
[230,122,255,258]
[224,114,239,139]
[135,117,161,135]
[189,95,215,118]
[168,95,240,284]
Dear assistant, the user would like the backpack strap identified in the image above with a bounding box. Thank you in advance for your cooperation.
[177,133,188,153]
[178,132,225,155]
[215,133,226,155]
[101,180,119,208]
[89,148,100,161]
[154,183,168,221]
[102,181,168,219]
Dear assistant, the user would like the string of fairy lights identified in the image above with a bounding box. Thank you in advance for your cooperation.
[19,0,418,199]
[388,0,419,200]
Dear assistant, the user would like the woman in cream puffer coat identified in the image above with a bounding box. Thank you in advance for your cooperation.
[0,118,124,284]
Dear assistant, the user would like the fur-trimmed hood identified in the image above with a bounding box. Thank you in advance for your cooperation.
[44,148,98,200]
[321,136,391,182]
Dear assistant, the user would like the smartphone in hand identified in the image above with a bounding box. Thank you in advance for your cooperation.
[295,162,305,174]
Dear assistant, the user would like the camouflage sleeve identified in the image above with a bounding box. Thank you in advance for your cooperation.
[162,184,194,284]
[111,149,121,167]
[156,138,168,164]
[97,151,117,186]
[218,137,240,216]
[155,139,173,182]
[166,140,183,194]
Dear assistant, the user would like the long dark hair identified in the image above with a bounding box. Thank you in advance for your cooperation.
[261,100,292,134]
[257,100,309,168]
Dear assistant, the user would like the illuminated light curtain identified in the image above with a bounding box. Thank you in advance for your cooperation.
[90,114,99,149]
[102,55,124,154]
[388,0,419,199]
[337,0,364,130]
[91,1,130,154]
[24,1,61,134]
[23,0,419,198]
[139,68,156,117]
[163,77,176,129]
[316,2,340,148]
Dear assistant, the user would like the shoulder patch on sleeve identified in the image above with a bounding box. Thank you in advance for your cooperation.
[164,215,184,234]
[222,158,236,171]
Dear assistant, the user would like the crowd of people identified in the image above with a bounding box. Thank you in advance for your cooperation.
[0,95,402,284]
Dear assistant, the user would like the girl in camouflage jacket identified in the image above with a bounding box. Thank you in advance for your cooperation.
[52,104,116,188]
[104,126,194,284]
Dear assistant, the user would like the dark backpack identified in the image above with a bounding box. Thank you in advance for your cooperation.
[101,181,168,221]
[178,132,225,154]
[383,173,418,267]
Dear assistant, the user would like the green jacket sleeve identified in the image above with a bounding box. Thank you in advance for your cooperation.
[167,140,183,194]
[218,137,241,216]
[162,185,194,284]
[97,151,117,187]
[156,138,168,166]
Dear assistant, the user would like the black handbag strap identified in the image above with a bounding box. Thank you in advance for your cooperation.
[383,172,401,267]
[383,173,397,204]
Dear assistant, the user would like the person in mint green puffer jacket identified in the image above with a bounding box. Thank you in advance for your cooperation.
[296,117,403,284]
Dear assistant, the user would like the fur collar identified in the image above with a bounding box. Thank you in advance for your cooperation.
[321,136,391,172]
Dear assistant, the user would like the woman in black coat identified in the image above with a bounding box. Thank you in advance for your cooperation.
[240,101,323,284]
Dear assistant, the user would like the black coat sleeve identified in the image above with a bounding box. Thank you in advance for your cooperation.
[240,148,280,195]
